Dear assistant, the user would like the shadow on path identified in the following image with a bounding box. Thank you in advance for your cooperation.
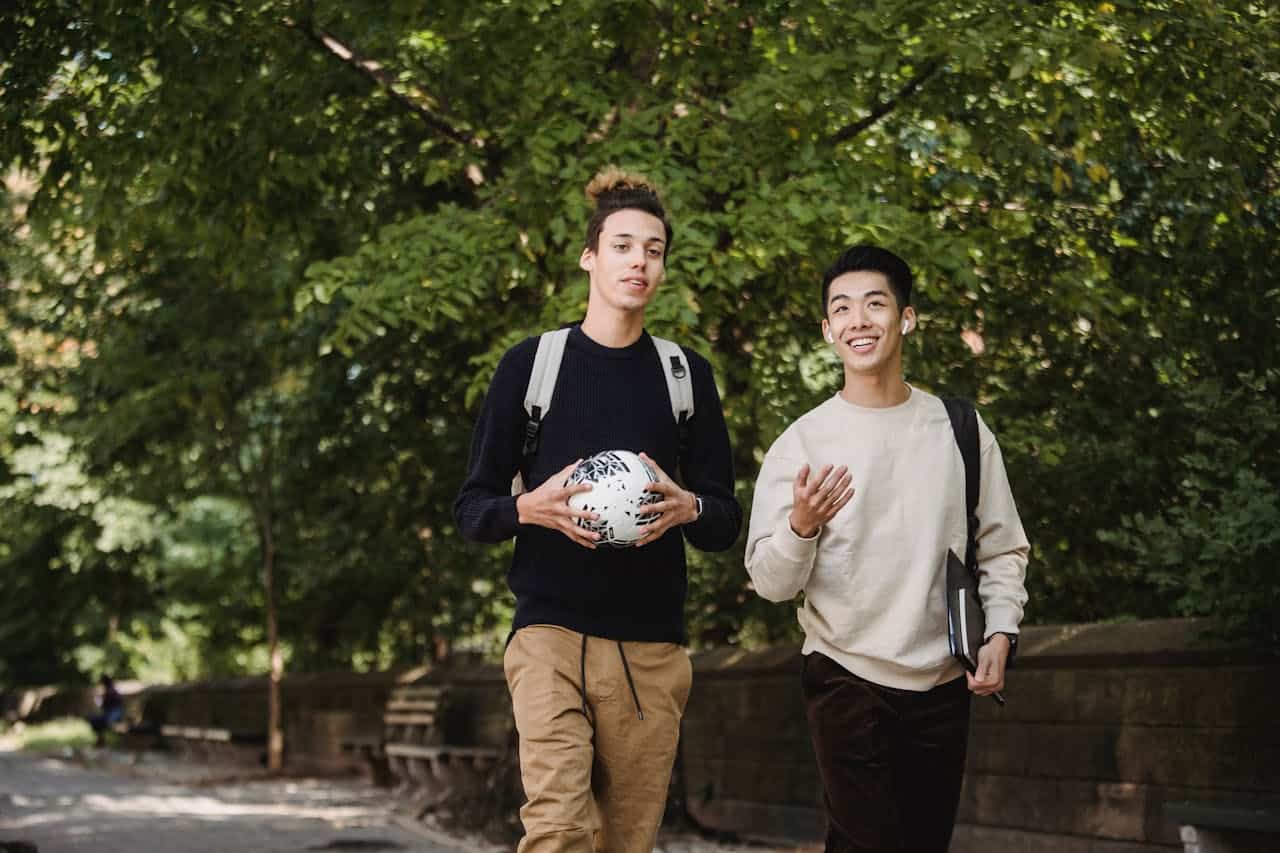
[0,747,461,853]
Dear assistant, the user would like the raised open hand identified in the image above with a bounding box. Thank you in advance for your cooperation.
[788,463,855,539]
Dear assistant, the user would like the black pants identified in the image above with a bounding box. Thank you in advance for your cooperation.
[802,652,971,853]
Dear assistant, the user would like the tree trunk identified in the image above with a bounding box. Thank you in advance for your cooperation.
[261,510,283,772]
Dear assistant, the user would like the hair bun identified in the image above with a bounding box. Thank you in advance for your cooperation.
[585,166,661,204]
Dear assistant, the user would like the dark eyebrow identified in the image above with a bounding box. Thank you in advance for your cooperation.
[610,232,665,245]
[828,289,889,305]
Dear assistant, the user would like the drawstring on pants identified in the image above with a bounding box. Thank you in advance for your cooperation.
[576,633,645,721]
[579,633,589,717]
[617,641,644,720]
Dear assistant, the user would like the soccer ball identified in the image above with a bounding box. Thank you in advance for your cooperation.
[565,450,662,547]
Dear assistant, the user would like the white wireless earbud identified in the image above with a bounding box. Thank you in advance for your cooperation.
[825,331,834,343]
[901,319,910,334]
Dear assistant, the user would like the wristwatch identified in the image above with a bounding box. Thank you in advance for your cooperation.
[995,632,1019,666]
[693,495,704,520]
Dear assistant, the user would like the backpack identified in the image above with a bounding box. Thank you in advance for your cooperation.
[511,328,694,494]
[943,396,1013,701]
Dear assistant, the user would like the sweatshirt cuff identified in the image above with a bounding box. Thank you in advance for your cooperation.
[983,606,1021,638]
[773,517,820,563]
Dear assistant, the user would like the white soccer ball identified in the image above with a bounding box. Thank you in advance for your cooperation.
[565,450,662,547]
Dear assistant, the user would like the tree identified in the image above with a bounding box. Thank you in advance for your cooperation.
[297,0,1279,638]
[2,0,1276,712]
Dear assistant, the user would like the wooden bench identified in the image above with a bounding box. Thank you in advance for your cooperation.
[1165,799,1280,853]
[338,732,384,758]
[160,724,234,743]
[160,724,267,764]
[337,732,390,785]
[381,684,501,815]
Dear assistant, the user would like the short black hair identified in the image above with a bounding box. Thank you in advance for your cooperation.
[821,245,913,313]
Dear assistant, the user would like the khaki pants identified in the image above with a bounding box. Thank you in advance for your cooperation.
[504,625,693,853]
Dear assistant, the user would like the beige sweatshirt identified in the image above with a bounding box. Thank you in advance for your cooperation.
[744,386,1029,691]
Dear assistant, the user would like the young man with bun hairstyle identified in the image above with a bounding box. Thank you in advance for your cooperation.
[744,245,1029,852]
[455,168,741,853]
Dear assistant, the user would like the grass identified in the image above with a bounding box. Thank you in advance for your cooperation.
[1,716,96,752]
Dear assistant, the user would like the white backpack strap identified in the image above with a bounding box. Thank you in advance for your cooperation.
[652,336,694,425]
[513,329,570,495]
[524,328,570,422]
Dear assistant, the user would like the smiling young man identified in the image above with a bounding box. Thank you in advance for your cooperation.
[454,168,741,853]
[744,245,1029,852]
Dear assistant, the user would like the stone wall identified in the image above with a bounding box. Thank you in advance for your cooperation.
[681,644,821,843]
[682,619,1280,851]
[6,619,1276,850]
[952,620,1279,852]
[141,669,410,764]
[118,658,511,772]
[1,681,146,726]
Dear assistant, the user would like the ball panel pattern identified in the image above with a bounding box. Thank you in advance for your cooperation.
[565,450,662,547]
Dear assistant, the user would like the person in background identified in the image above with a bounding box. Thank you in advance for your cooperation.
[87,674,124,747]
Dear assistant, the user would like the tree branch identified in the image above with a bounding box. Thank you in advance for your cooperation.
[281,16,475,148]
[829,59,942,146]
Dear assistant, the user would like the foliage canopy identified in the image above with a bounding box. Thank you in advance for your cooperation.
[2,0,1277,687]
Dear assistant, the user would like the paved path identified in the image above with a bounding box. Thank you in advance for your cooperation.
[0,747,469,853]
[0,745,804,853]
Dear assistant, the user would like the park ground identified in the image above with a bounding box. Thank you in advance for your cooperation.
[0,721,809,853]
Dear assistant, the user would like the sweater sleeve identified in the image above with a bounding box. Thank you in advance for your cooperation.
[678,350,743,552]
[452,343,533,543]
[743,428,819,602]
[974,414,1030,637]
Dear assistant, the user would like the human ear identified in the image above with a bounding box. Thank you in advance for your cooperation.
[900,307,917,335]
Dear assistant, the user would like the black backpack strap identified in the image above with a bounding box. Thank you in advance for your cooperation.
[522,406,542,458]
[943,397,980,578]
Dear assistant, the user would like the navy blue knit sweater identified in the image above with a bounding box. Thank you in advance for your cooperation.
[453,325,742,644]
